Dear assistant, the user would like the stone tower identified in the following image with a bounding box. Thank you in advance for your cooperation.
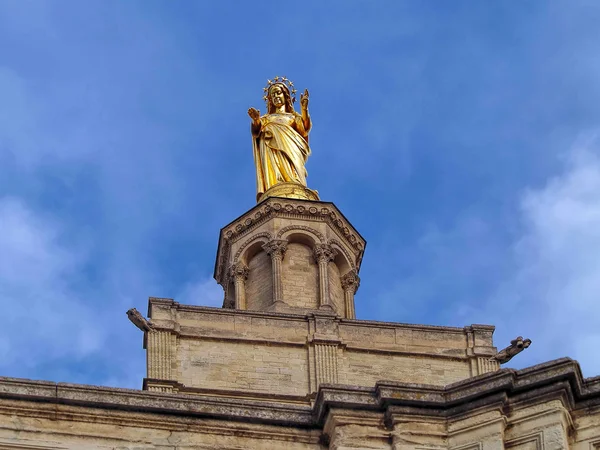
[214,197,364,318]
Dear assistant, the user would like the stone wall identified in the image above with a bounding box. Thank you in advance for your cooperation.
[245,250,272,311]
[146,299,498,396]
[282,242,319,310]
[178,338,309,395]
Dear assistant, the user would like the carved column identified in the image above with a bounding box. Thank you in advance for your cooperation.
[262,239,288,305]
[229,263,249,309]
[341,270,360,319]
[313,244,337,309]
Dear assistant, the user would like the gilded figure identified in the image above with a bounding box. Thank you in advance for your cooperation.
[248,77,318,202]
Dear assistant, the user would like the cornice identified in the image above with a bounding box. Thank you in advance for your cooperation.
[147,298,491,336]
[1,358,598,430]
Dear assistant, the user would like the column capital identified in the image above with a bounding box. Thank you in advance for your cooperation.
[313,243,337,264]
[262,239,288,259]
[341,270,360,293]
[228,263,249,281]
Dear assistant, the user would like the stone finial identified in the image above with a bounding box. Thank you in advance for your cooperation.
[491,336,532,364]
[313,244,337,264]
[126,308,154,332]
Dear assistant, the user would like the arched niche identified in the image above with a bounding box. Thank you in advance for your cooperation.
[236,234,272,311]
[328,241,356,318]
[276,229,320,311]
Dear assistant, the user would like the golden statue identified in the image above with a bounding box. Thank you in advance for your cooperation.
[248,76,319,202]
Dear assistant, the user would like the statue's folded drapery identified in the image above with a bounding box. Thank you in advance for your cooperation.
[252,113,311,200]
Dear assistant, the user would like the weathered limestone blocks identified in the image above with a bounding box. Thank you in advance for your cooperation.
[145,298,497,397]
[214,198,366,318]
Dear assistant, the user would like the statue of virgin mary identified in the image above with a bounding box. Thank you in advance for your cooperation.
[247,77,318,202]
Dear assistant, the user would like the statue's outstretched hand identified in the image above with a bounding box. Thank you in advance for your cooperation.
[248,107,260,121]
[300,89,309,110]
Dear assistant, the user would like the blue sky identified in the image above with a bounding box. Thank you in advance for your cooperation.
[1,1,599,388]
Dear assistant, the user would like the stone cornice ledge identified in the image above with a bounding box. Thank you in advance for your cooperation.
[314,358,600,423]
[1,358,598,429]
[0,377,313,426]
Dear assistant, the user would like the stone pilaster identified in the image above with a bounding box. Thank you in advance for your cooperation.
[389,413,447,450]
[315,342,339,386]
[324,409,390,450]
[313,244,337,309]
[229,263,249,309]
[464,325,499,376]
[308,313,343,393]
[341,270,360,319]
[448,409,507,450]
[146,329,176,392]
[262,239,288,305]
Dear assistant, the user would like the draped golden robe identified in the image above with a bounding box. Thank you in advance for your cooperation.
[252,112,311,200]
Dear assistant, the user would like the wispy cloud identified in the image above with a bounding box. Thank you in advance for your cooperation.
[0,197,102,368]
[372,135,600,377]
[177,277,223,308]
[498,135,600,375]
[1,1,600,387]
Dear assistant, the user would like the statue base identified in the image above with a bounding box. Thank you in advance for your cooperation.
[257,182,320,203]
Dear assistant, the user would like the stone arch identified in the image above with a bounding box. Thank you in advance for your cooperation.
[328,239,355,274]
[234,232,272,266]
[276,225,324,249]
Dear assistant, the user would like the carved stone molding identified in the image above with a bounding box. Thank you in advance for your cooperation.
[222,201,364,252]
[233,232,272,264]
[328,238,356,270]
[276,224,325,243]
[214,199,366,287]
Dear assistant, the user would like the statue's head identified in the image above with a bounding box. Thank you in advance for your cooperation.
[267,83,295,114]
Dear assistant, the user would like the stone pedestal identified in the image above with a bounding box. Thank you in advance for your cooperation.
[214,197,366,318]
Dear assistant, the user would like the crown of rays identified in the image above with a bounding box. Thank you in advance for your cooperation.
[263,76,297,104]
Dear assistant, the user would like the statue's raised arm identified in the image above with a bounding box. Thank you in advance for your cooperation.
[250,76,319,203]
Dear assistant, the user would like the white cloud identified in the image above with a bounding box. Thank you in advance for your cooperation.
[370,135,600,378]
[505,136,600,375]
[0,197,104,368]
[177,277,223,307]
